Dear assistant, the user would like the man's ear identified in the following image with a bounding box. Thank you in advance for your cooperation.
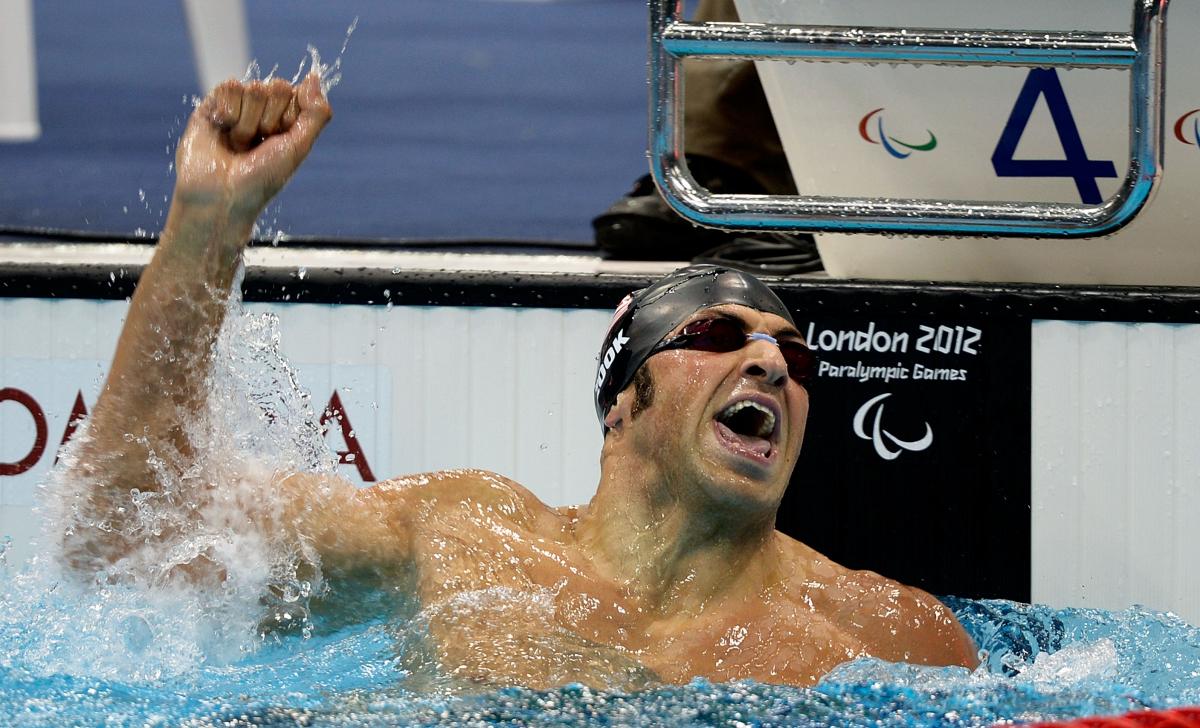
[604,388,632,431]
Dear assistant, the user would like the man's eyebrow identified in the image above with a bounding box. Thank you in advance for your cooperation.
[707,311,748,327]
[709,310,740,320]
[707,310,803,341]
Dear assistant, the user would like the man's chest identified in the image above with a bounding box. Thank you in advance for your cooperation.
[639,603,867,685]
[405,519,865,687]
[410,517,638,636]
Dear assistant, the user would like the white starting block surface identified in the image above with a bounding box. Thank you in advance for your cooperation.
[0,0,248,143]
[734,0,1200,285]
[0,0,39,141]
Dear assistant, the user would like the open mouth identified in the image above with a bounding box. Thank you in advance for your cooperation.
[713,398,779,463]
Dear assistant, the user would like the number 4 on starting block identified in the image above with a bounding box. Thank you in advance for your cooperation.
[992,68,1118,204]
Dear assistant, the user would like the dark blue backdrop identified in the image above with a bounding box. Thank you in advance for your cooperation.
[0,0,649,244]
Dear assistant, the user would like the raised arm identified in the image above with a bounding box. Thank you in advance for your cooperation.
[60,75,335,572]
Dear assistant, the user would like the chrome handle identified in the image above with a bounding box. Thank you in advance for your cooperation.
[648,0,1168,238]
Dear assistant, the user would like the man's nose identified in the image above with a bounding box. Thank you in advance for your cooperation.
[741,336,789,388]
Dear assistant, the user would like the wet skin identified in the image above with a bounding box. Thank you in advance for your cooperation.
[300,468,979,689]
[67,75,978,691]
[287,305,977,688]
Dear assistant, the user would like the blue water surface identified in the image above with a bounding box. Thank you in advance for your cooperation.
[0,566,1197,728]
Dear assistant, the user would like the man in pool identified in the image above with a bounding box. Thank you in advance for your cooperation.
[63,74,977,688]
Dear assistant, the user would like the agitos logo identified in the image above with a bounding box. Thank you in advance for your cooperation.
[852,392,933,461]
[858,108,938,159]
[1174,109,1200,147]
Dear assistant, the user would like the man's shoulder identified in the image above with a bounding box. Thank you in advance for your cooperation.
[773,531,927,602]
[771,531,977,667]
[374,468,561,530]
[776,532,950,626]
[847,571,977,667]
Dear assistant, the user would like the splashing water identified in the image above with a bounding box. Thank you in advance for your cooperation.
[193,27,354,113]
[250,30,356,243]
[287,17,358,98]
[8,273,342,685]
[244,22,355,97]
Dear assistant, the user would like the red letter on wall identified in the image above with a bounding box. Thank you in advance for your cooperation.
[0,388,47,476]
[55,391,90,463]
[320,390,377,482]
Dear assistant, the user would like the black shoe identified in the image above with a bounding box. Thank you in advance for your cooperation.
[593,155,823,275]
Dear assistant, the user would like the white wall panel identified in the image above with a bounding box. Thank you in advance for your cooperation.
[467,308,519,478]
[515,309,566,504]
[1033,321,1200,625]
[1078,324,1129,602]
[1172,333,1200,618]
[0,298,611,566]
[421,307,473,471]
[0,0,39,140]
[1127,325,1176,613]
[561,313,608,505]
[381,306,428,480]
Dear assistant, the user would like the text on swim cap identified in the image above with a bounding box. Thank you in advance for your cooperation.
[594,329,631,395]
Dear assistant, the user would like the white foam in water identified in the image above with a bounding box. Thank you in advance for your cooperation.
[820,638,1119,706]
[1015,640,1120,688]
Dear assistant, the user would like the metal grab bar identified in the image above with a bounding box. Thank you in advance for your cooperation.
[649,0,1169,238]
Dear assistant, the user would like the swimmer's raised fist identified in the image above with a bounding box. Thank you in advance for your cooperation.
[173,73,332,221]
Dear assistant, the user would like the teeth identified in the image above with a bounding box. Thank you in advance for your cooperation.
[720,400,776,438]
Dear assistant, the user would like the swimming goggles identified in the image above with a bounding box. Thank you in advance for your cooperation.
[650,317,818,386]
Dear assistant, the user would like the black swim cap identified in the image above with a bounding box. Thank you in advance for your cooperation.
[594,265,795,427]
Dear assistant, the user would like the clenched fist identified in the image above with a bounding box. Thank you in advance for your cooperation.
[173,72,332,222]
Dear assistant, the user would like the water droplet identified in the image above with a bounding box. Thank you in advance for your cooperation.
[119,615,154,654]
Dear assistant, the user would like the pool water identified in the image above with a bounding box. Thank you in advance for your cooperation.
[0,572,1197,727]
[3,304,1197,727]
